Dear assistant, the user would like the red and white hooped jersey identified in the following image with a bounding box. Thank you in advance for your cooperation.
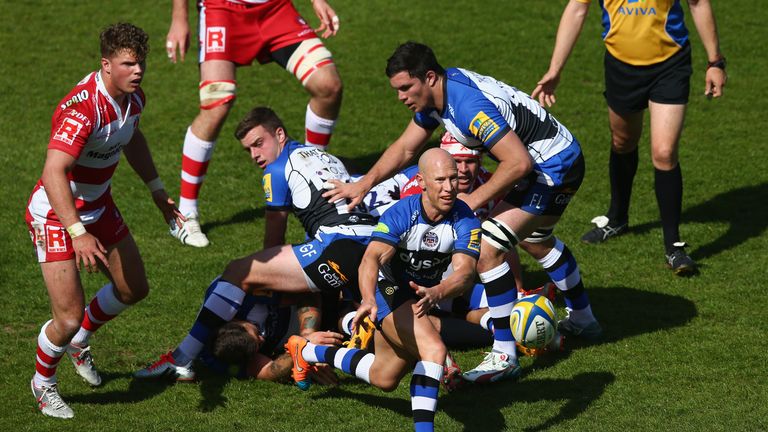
[27,71,145,224]
[400,166,499,220]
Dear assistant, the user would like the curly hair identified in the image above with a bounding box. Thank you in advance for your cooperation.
[100,22,149,61]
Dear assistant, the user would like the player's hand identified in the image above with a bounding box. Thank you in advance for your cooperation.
[411,281,442,318]
[308,364,339,386]
[456,192,476,211]
[705,67,727,99]
[72,233,109,273]
[307,330,344,347]
[531,70,561,108]
[322,179,366,211]
[351,298,377,333]
[151,189,185,227]
[311,0,340,38]
[166,18,190,63]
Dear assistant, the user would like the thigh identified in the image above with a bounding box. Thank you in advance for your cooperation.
[648,101,686,169]
[200,59,236,82]
[234,244,311,293]
[294,233,370,297]
[380,299,444,363]
[608,107,644,152]
[40,260,85,323]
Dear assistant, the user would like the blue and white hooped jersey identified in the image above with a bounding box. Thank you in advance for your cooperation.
[372,195,481,288]
[355,165,419,217]
[263,141,376,238]
[414,68,581,186]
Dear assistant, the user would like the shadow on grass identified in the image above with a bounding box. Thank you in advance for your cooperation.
[200,207,264,235]
[618,183,767,262]
[66,372,175,405]
[314,371,614,431]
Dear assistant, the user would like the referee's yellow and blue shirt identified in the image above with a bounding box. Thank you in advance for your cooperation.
[577,0,689,66]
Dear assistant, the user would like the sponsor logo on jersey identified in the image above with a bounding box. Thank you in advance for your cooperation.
[468,111,500,143]
[45,226,68,253]
[60,90,89,110]
[422,231,439,249]
[375,222,389,234]
[619,0,655,15]
[399,251,451,272]
[86,142,124,160]
[53,117,84,146]
[206,27,226,53]
[263,173,273,202]
[468,228,481,252]
[317,260,348,288]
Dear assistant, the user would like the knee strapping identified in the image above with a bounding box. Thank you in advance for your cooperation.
[481,218,519,252]
[285,38,333,86]
[199,80,236,110]
[524,225,555,244]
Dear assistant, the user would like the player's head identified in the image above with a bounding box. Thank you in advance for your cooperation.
[417,148,458,216]
[211,321,264,365]
[440,132,481,194]
[235,107,290,169]
[386,42,445,113]
[99,23,148,96]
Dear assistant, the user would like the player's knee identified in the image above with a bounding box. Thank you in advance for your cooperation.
[199,80,237,111]
[307,70,343,103]
[286,38,335,88]
[55,317,83,339]
[651,148,678,169]
[481,218,519,253]
[373,376,400,393]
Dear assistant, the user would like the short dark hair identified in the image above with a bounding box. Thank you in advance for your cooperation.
[100,23,149,61]
[234,106,289,140]
[385,41,445,80]
[211,321,259,365]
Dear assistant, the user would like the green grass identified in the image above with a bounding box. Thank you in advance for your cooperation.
[1,0,767,430]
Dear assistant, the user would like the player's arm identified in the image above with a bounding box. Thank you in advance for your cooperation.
[323,119,432,210]
[352,240,396,329]
[41,149,108,272]
[411,252,477,318]
[462,131,533,211]
[263,209,290,249]
[167,0,190,63]
[123,128,183,226]
[687,0,727,97]
[311,0,340,38]
[531,0,591,107]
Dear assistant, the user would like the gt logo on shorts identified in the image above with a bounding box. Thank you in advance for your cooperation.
[317,260,348,288]
[206,27,226,53]
[468,111,500,143]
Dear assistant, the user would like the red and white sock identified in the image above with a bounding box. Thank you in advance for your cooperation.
[179,127,216,217]
[305,104,336,149]
[70,284,129,347]
[34,320,66,387]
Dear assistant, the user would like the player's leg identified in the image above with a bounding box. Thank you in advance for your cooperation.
[32,260,83,418]
[463,203,538,382]
[172,60,237,247]
[649,101,696,274]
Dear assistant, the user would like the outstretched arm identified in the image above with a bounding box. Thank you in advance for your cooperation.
[688,0,727,98]
[531,0,591,107]
[352,240,395,331]
[412,253,477,318]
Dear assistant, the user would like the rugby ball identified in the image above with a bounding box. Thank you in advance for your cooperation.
[510,294,557,349]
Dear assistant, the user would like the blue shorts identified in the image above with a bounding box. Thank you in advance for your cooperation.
[292,230,371,297]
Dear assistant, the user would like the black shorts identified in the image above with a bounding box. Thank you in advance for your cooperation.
[604,43,692,114]
[502,153,585,217]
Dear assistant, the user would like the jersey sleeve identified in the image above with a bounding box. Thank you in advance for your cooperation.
[413,109,441,130]
[456,94,511,151]
[371,197,413,246]
[48,108,95,159]
[451,200,482,258]
[399,173,421,198]
[263,166,292,211]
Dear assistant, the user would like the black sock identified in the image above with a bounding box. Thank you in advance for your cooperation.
[655,164,683,253]
[606,148,638,225]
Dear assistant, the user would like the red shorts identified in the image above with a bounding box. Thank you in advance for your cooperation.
[199,0,318,65]
[25,196,130,263]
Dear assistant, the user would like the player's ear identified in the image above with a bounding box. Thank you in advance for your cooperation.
[426,70,437,87]
[417,173,426,191]
[275,126,286,144]
[101,57,111,74]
